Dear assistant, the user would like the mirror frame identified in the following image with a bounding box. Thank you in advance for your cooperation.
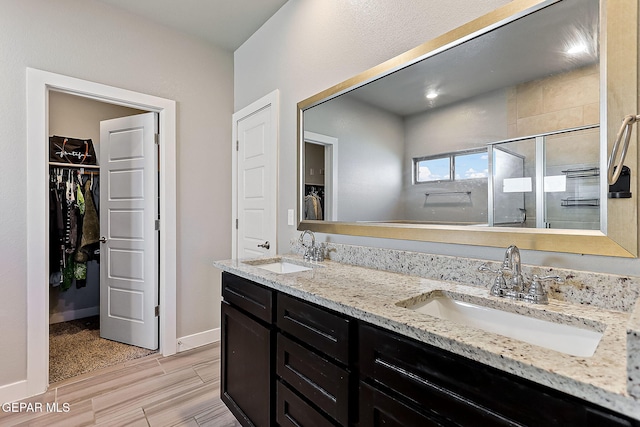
[297,0,638,257]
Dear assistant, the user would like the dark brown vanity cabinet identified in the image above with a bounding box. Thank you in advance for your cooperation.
[221,273,639,427]
[221,273,275,426]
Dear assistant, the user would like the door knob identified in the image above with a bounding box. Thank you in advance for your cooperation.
[257,241,270,250]
[99,236,107,243]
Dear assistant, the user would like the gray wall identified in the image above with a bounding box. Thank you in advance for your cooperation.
[304,95,405,222]
[234,0,640,276]
[403,88,509,223]
[0,0,232,387]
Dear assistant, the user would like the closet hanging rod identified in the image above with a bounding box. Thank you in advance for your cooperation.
[49,162,99,169]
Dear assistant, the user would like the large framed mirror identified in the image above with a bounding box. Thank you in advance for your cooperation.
[298,0,638,257]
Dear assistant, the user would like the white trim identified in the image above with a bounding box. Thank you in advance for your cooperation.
[26,68,177,401]
[49,306,100,324]
[176,328,220,353]
[0,381,28,405]
[231,90,280,259]
[304,131,338,221]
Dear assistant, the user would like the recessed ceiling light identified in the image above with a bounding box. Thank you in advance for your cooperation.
[426,92,438,99]
[567,44,588,55]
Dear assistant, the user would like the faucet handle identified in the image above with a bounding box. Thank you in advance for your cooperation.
[479,263,510,297]
[533,274,564,283]
[523,274,563,304]
[478,263,501,274]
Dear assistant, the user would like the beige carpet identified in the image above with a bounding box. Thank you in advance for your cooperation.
[49,316,157,383]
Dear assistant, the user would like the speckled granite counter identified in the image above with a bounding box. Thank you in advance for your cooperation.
[214,250,640,420]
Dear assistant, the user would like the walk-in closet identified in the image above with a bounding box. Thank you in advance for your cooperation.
[48,91,156,383]
[304,142,325,220]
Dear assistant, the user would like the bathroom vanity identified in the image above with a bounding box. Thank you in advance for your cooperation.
[215,249,640,426]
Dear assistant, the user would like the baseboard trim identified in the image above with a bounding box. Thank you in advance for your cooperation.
[176,328,220,353]
[0,380,28,405]
[49,306,99,324]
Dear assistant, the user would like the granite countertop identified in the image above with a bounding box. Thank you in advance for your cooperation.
[213,255,639,420]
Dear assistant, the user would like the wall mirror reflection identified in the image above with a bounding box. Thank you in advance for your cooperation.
[298,0,638,257]
[303,0,599,227]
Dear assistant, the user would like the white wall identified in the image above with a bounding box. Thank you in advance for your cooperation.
[234,0,640,276]
[0,0,232,388]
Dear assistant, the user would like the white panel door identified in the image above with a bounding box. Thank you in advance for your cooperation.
[236,105,277,259]
[100,112,158,350]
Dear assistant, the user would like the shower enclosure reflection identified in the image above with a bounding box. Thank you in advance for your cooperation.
[489,126,600,230]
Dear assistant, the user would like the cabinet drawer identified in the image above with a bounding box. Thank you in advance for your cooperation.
[277,333,349,425]
[277,380,335,427]
[222,272,273,323]
[586,407,637,427]
[359,323,640,427]
[360,324,539,426]
[277,293,350,364]
[359,381,449,427]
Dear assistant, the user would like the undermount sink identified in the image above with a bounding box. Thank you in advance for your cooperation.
[399,293,604,357]
[243,258,313,274]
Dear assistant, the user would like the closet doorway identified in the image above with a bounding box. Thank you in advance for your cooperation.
[303,131,338,221]
[48,92,157,383]
[26,68,177,401]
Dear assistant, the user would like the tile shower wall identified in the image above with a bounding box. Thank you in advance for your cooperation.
[508,64,599,137]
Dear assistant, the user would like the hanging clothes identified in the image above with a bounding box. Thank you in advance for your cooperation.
[76,180,100,261]
[49,179,64,286]
[49,166,100,291]
[304,190,323,220]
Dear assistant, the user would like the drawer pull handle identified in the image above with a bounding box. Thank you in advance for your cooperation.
[284,312,337,343]
[225,286,267,310]
[375,358,508,422]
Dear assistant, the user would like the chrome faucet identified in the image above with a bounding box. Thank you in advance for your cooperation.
[299,230,323,261]
[503,245,525,293]
[479,245,563,304]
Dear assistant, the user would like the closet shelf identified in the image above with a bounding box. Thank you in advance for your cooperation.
[49,161,99,169]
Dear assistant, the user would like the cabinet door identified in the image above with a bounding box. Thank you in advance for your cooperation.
[221,302,272,426]
[359,381,450,427]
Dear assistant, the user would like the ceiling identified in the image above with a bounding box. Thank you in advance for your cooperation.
[343,0,598,117]
[96,0,288,52]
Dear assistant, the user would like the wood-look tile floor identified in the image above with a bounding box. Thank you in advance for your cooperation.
[0,343,241,427]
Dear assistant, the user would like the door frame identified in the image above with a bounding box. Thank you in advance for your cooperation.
[25,68,177,397]
[231,90,279,260]
[303,131,338,221]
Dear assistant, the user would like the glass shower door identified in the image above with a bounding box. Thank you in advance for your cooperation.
[543,127,600,230]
